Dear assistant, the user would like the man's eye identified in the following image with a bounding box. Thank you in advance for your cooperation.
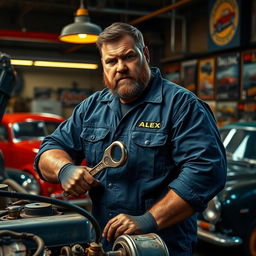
[125,54,136,60]
[106,59,116,65]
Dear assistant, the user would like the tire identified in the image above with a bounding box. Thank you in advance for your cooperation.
[245,222,256,256]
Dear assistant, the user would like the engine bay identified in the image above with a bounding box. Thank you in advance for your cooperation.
[0,184,169,256]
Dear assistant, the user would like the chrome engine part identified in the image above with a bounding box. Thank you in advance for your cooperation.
[0,185,170,256]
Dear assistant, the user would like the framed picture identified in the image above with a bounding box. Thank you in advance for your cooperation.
[237,101,256,122]
[163,64,181,85]
[198,58,215,100]
[34,87,52,100]
[180,60,197,94]
[241,51,256,100]
[57,88,93,107]
[205,100,217,119]
[215,101,238,127]
[216,53,240,100]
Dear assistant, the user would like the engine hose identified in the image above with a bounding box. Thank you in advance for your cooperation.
[3,178,28,193]
[0,190,101,243]
[0,230,44,256]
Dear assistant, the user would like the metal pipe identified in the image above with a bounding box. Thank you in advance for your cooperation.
[129,0,192,25]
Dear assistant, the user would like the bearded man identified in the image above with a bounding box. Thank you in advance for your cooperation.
[34,22,226,256]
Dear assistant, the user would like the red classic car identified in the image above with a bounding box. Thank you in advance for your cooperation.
[0,112,89,207]
[214,8,235,33]
[219,76,238,86]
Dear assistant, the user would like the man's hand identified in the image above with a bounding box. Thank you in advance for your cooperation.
[58,163,100,197]
[102,212,158,241]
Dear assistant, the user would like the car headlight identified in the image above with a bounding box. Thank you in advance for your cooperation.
[202,196,221,224]
[20,173,41,195]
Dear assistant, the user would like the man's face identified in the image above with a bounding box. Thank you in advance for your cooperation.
[101,35,151,103]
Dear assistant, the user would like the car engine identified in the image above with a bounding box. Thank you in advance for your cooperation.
[0,184,169,256]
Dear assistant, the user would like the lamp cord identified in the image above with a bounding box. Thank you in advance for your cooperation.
[80,0,84,9]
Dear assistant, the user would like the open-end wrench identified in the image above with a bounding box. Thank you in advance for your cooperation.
[88,140,128,176]
[63,141,128,197]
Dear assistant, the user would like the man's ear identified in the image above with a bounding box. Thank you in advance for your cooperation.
[143,46,150,63]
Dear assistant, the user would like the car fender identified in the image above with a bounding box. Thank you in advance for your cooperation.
[19,162,62,197]
[219,180,256,236]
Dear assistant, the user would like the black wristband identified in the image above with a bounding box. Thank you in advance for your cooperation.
[57,163,76,185]
[131,212,158,233]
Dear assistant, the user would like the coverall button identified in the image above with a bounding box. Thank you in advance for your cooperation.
[145,140,150,145]
[90,135,95,140]
[107,183,112,188]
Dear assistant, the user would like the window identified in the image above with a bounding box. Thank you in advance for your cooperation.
[220,128,256,160]
[12,121,61,142]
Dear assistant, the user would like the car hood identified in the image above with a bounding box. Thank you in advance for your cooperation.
[220,160,256,195]
[15,140,42,153]
[227,160,256,180]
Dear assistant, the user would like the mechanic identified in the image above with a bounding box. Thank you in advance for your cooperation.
[34,22,227,256]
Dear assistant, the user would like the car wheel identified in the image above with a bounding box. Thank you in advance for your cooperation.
[245,222,256,256]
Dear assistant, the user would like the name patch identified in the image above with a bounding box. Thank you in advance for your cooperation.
[137,121,161,129]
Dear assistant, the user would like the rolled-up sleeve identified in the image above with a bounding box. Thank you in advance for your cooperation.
[34,102,85,180]
[169,97,227,212]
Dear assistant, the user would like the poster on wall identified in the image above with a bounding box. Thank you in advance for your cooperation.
[180,60,197,94]
[198,58,215,100]
[216,53,240,100]
[238,101,256,121]
[208,0,241,52]
[57,88,93,107]
[163,64,181,85]
[242,51,256,100]
[34,87,52,100]
[205,100,217,119]
[215,101,238,127]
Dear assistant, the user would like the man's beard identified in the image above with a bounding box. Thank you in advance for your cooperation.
[104,65,150,101]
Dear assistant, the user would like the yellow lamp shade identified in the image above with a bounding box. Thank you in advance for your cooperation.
[59,8,102,44]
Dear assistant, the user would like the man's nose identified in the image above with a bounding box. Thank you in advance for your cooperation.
[117,60,128,73]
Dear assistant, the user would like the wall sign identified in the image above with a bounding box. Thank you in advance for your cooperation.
[58,88,93,107]
[208,0,240,51]
[163,64,181,85]
[216,53,240,100]
[242,51,256,100]
[216,101,238,127]
[198,58,215,100]
[180,60,197,94]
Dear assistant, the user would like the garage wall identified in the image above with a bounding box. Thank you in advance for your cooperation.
[20,68,103,96]
[12,67,104,118]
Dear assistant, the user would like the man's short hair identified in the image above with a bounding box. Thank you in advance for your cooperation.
[96,22,145,53]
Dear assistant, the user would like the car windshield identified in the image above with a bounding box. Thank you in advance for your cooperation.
[220,127,256,162]
[12,121,60,142]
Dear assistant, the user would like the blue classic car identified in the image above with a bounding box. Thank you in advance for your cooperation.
[197,122,256,256]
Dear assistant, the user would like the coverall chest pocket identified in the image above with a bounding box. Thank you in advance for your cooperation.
[131,131,169,178]
[80,127,110,166]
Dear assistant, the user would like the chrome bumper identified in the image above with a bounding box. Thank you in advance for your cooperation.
[197,227,243,247]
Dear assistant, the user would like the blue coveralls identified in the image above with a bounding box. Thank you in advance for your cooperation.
[35,68,227,256]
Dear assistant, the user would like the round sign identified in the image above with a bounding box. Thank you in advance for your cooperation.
[209,0,239,46]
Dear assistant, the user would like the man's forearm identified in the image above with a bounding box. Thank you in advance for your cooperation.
[38,149,73,183]
[149,189,195,230]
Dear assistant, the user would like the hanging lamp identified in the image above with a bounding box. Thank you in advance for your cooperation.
[59,0,102,44]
